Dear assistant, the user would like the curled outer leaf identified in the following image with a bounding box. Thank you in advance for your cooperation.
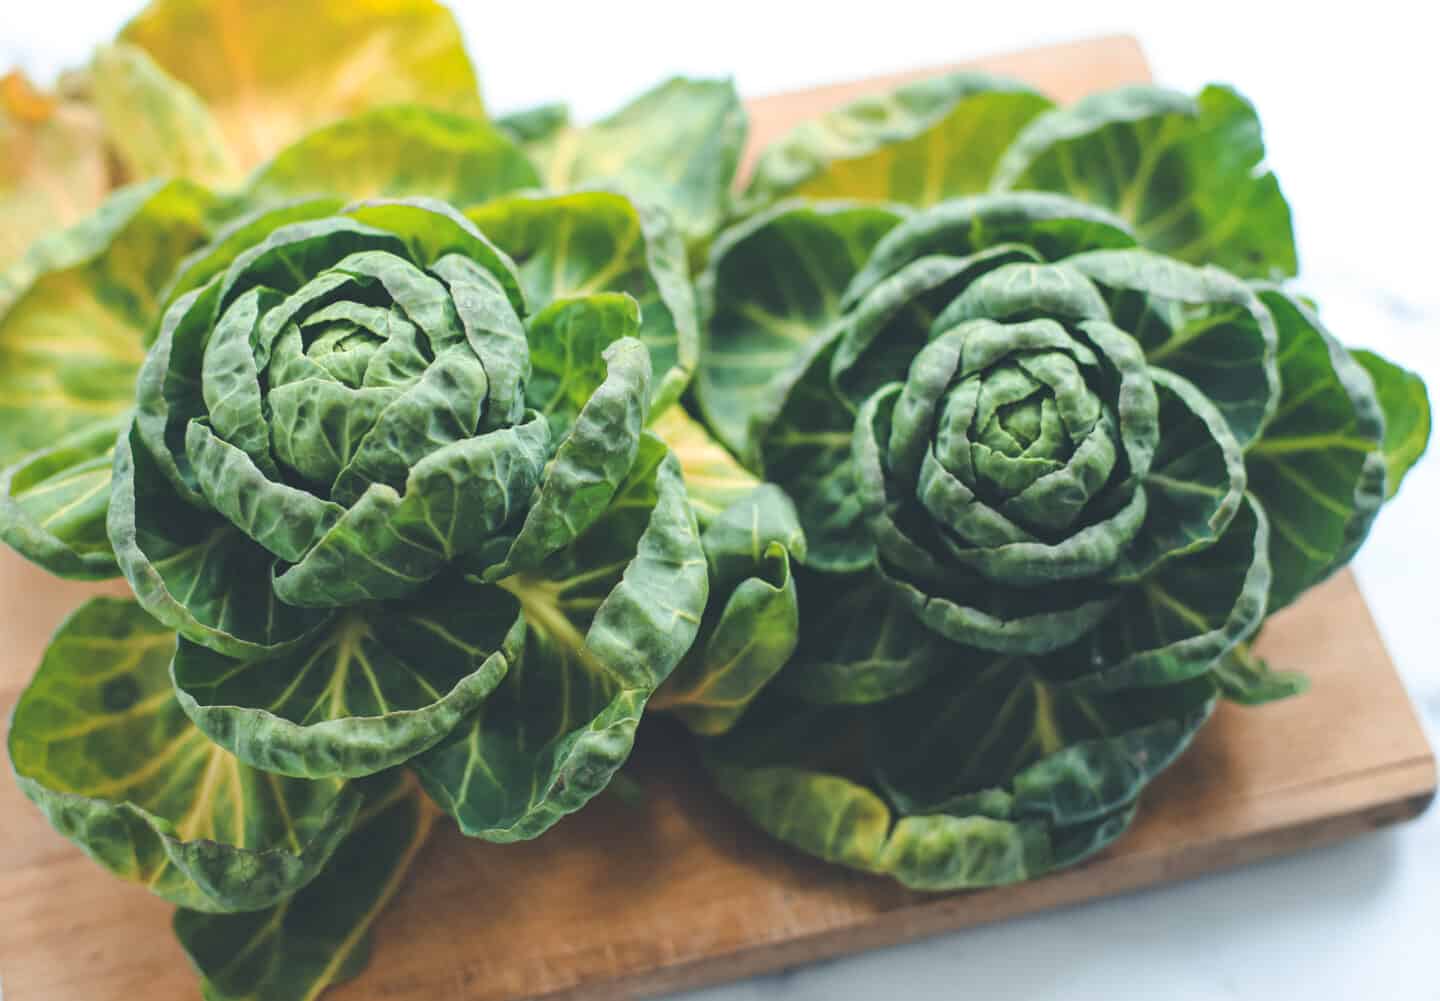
[650,408,807,735]
[742,73,1052,213]
[695,200,907,457]
[1244,290,1390,610]
[653,484,806,736]
[1212,643,1309,705]
[8,598,361,913]
[175,771,436,1001]
[0,415,128,579]
[1352,349,1430,499]
[705,670,1215,891]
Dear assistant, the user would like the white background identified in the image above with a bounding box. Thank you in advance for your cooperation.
[4,3,1437,999]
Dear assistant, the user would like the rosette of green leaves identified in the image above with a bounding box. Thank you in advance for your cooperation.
[2,81,732,997]
[104,196,706,829]
[693,75,1429,889]
[0,68,738,582]
[7,191,709,996]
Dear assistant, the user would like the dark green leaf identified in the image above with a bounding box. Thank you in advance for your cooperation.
[8,598,359,912]
[172,580,524,779]
[697,201,905,455]
[174,773,435,1001]
[1246,290,1386,609]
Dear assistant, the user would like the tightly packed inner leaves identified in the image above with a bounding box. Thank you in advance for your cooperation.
[0,5,1430,998]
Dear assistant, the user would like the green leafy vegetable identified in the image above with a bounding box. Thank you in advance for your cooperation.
[6,189,709,998]
[692,73,1429,890]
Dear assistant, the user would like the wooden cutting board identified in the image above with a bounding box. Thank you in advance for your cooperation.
[0,35,1434,1001]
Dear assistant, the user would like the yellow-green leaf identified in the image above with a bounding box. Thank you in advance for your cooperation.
[243,106,539,209]
[8,598,361,913]
[90,43,240,189]
[0,179,213,467]
[120,0,484,171]
[0,72,111,272]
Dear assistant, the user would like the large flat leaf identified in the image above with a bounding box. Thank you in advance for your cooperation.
[467,190,698,415]
[0,179,212,467]
[992,85,1296,280]
[90,43,239,189]
[120,0,484,170]
[1112,367,1247,581]
[744,73,1051,212]
[175,772,435,1001]
[0,71,110,272]
[526,77,745,248]
[1068,248,1279,448]
[775,569,948,706]
[415,436,707,840]
[1077,493,1270,690]
[244,107,540,209]
[8,598,360,913]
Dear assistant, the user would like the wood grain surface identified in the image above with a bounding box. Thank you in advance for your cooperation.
[0,34,1433,1001]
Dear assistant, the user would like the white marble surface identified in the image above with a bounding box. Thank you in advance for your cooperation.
[4,3,1436,998]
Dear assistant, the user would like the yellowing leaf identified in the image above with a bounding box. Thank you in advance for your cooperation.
[90,43,240,189]
[120,0,485,170]
[0,72,111,272]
